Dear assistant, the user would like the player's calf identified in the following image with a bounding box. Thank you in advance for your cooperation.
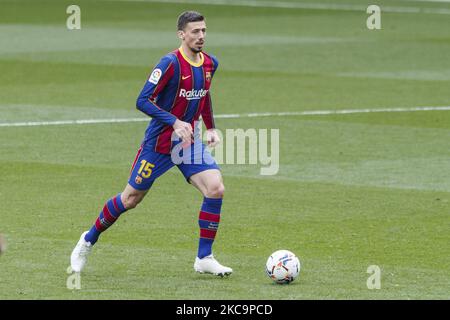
[83,193,128,245]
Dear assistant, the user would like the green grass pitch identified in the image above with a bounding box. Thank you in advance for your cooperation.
[0,0,449,299]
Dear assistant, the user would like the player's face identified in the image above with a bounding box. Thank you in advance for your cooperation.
[180,21,206,53]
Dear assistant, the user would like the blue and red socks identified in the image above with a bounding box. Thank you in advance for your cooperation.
[198,197,222,258]
[84,193,127,245]
[83,194,222,255]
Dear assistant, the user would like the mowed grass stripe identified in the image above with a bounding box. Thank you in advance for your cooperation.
[105,0,450,15]
[0,24,355,55]
[1,114,449,193]
[1,105,450,127]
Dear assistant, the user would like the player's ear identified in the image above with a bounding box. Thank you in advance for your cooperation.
[177,30,185,40]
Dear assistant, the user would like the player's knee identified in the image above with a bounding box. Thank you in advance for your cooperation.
[122,193,143,210]
[206,182,225,198]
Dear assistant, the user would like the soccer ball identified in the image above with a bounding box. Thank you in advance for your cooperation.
[265,250,300,284]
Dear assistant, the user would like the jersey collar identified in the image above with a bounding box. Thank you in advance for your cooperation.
[179,46,204,67]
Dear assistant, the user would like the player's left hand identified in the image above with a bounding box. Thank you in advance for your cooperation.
[206,129,220,148]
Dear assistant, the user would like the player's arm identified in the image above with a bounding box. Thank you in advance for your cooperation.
[202,55,220,147]
[136,56,178,126]
[137,56,193,142]
[202,92,220,147]
[202,55,219,130]
[201,91,215,130]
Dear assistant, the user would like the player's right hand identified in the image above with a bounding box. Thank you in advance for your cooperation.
[173,119,193,145]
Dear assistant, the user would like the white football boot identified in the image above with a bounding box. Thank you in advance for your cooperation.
[194,254,233,277]
[70,231,92,273]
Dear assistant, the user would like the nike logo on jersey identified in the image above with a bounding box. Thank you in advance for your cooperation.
[182,75,191,80]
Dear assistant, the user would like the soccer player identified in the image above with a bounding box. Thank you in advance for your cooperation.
[70,11,232,277]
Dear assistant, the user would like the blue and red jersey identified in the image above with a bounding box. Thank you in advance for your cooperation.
[136,47,218,154]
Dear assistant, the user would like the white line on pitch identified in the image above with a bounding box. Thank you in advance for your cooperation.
[110,0,450,15]
[1,105,450,128]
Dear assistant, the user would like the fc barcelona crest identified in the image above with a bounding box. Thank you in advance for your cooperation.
[135,176,143,184]
[205,72,211,81]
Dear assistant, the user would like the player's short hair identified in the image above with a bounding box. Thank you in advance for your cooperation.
[177,11,204,31]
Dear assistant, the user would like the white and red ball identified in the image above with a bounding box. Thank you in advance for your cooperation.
[266,250,300,284]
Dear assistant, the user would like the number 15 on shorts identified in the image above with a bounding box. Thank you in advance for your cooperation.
[138,160,155,178]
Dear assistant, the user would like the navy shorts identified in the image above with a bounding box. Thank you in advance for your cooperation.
[128,141,220,191]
